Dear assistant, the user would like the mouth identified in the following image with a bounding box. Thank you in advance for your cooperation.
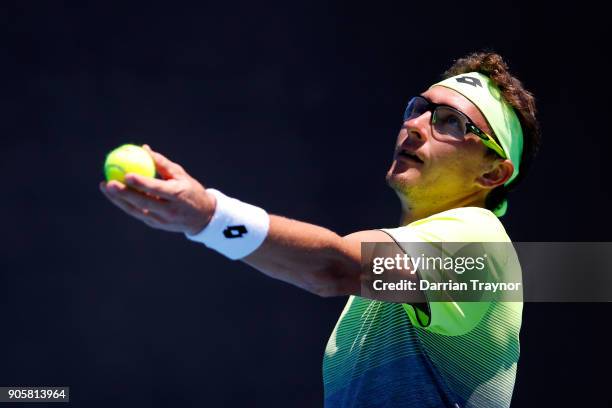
[396,149,424,164]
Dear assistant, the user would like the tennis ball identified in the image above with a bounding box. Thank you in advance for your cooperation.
[104,144,156,183]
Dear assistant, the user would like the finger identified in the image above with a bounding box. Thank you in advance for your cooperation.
[124,173,177,200]
[142,145,185,180]
[104,181,169,215]
[100,179,127,196]
[101,183,168,226]
[138,207,168,226]
[101,183,148,219]
[114,197,167,227]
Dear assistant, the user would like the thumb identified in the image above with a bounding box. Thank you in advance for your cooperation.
[142,145,186,180]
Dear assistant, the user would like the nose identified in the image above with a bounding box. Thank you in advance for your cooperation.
[402,110,431,145]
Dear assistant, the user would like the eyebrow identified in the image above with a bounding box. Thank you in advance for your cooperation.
[420,92,492,133]
[419,93,465,113]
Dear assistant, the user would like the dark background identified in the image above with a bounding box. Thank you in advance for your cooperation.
[2,1,610,407]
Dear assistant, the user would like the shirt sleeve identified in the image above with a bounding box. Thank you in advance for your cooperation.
[380,207,520,336]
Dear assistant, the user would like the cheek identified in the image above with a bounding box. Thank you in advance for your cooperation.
[427,142,484,182]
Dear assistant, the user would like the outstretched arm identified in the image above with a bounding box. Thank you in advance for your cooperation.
[99,145,393,297]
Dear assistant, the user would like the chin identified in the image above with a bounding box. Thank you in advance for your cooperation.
[386,162,421,186]
[385,171,419,195]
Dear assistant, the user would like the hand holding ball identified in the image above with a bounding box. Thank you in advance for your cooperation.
[100,144,216,235]
[104,144,156,183]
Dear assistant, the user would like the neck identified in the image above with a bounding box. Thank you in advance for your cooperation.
[398,191,487,226]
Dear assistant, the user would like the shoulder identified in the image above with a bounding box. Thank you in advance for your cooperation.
[382,207,510,243]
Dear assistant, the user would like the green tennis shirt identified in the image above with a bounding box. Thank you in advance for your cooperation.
[323,207,522,407]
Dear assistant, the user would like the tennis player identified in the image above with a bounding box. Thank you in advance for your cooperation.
[100,52,540,407]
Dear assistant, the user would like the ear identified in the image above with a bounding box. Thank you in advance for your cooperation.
[476,159,514,189]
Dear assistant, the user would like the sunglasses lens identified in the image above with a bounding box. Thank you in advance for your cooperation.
[432,106,468,139]
[403,97,428,121]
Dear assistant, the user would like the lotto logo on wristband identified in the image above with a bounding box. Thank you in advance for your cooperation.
[185,188,270,260]
[223,225,248,238]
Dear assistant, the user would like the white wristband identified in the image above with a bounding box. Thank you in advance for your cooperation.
[185,189,270,260]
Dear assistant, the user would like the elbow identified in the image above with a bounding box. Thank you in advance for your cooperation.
[309,281,342,298]
[308,282,345,298]
[306,258,361,298]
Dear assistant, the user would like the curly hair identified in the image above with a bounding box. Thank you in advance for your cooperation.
[443,52,541,213]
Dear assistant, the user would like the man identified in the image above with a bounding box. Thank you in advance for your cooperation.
[100,52,540,407]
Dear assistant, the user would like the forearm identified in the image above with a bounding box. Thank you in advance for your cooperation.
[242,215,362,297]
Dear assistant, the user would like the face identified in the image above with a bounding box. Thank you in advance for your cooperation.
[386,85,507,210]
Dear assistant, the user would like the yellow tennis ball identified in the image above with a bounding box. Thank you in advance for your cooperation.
[104,144,156,183]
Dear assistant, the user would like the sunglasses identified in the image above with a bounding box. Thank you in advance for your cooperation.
[403,96,507,159]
